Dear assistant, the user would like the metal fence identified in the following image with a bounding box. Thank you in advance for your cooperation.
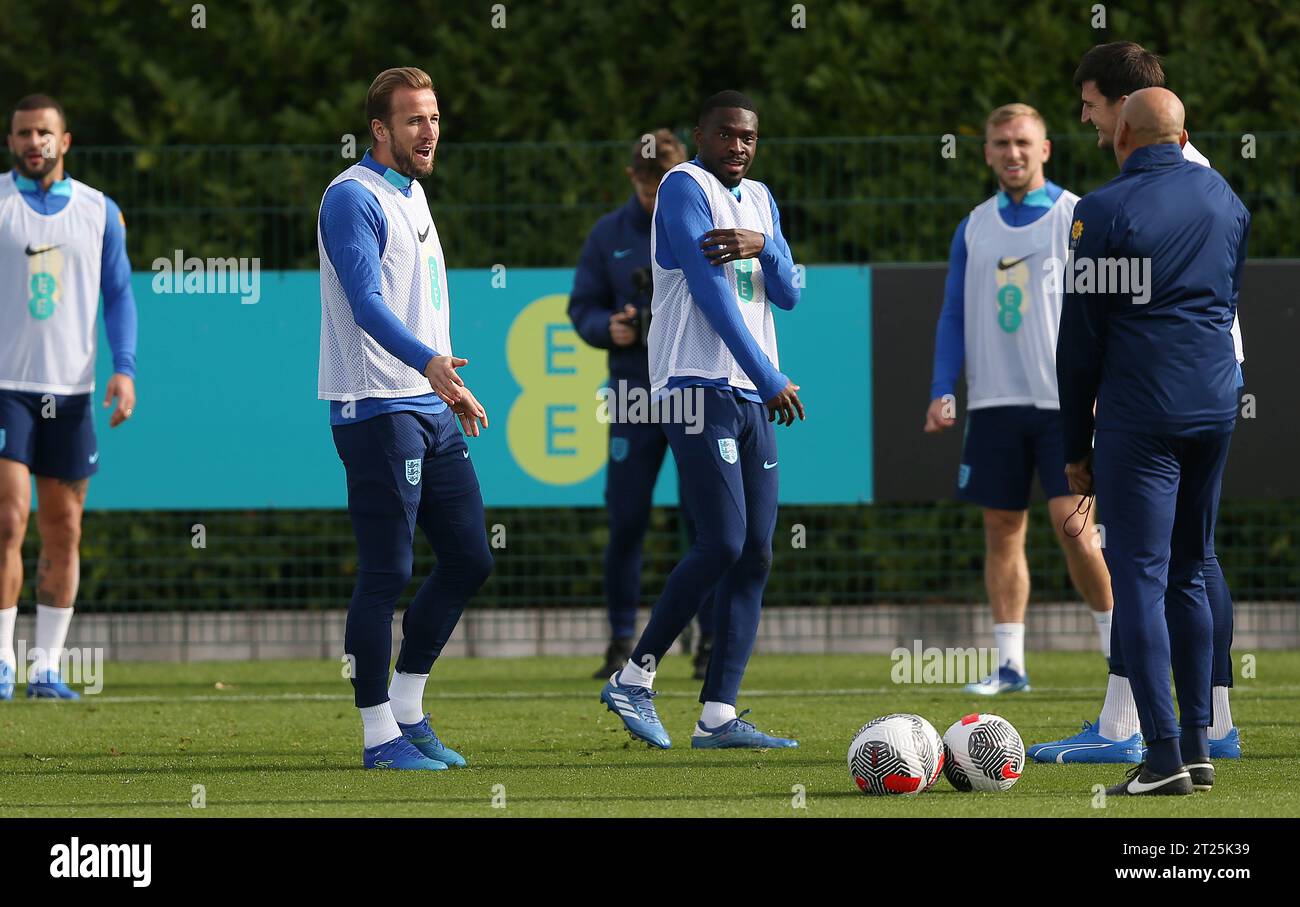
[71,132,1300,270]
[18,136,1298,653]
[21,500,1300,651]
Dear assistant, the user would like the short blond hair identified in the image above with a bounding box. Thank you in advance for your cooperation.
[985,103,1047,137]
[366,67,434,130]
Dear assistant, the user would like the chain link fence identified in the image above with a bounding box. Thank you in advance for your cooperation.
[17,135,1299,656]
[71,132,1300,270]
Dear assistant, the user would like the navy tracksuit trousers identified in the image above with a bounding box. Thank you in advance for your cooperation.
[1094,425,1233,770]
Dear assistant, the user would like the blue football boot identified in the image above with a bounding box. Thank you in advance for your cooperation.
[1208,727,1241,760]
[691,709,798,749]
[363,736,448,770]
[27,669,80,700]
[600,674,671,749]
[0,661,14,701]
[964,662,1030,695]
[398,714,467,767]
[1027,719,1144,764]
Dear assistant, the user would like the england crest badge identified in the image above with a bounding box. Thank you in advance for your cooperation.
[717,438,738,464]
[405,458,422,486]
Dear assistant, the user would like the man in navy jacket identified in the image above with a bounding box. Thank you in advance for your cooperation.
[568,130,715,680]
[1056,88,1249,796]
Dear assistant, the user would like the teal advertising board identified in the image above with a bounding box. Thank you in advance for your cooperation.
[86,266,871,509]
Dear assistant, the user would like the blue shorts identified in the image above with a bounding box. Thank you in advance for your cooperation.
[0,390,99,480]
[956,405,1070,511]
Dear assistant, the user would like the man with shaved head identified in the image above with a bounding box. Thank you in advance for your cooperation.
[1030,42,1245,766]
[1055,87,1250,795]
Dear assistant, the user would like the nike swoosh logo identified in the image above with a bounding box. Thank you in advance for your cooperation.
[1125,771,1189,794]
[763,461,777,470]
[418,225,431,242]
[462,449,469,458]
[88,452,100,465]
[26,243,60,256]
[613,249,632,259]
[997,255,1029,270]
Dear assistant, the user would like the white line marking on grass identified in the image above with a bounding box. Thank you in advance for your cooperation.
[82,686,1130,705]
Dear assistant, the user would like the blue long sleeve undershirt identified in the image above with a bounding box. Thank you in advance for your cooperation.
[654,166,789,403]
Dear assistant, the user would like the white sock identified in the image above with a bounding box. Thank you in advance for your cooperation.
[1210,686,1234,739]
[0,606,16,668]
[617,658,655,690]
[33,604,73,676]
[1092,609,1112,660]
[1098,674,1142,741]
[388,671,428,725]
[993,622,1025,675]
[696,701,737,732]
[360,702,402,749]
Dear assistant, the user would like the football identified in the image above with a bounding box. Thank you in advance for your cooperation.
[848,713,944,796]
[942,713,1026,792]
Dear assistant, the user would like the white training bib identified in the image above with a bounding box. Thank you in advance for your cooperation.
[0,174,106,394]
[318,164,451,401]
[962,189,1079,411]
[648,162,778,394]
[1183,140,1244,365]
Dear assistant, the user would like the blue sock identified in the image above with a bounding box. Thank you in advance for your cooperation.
[1147,737,1183,777]
[1180,727,1209,764]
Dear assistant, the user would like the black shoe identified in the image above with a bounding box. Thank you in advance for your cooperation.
[592,637,634,680]
[1105,762,1194,796]
[1185,761,1215,791]
[692,634,713,681]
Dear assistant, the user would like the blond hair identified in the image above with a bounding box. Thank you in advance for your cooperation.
[366,67,434,131]
[985,103,1047,137]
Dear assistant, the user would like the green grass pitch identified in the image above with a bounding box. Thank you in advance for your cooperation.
[2,652,1296,818]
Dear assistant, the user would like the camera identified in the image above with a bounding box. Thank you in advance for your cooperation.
[629,267,653,345]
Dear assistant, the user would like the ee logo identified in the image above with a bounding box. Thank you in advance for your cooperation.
[994,260,1030,333]
[28,247,63,321]
[506,294,606,484]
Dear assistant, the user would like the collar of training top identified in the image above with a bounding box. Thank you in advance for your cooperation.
[997,181,1058,210]
[13,171,73,196]
[360,149,415,194]
[1122,143,1186,173]
[690,158,743,201]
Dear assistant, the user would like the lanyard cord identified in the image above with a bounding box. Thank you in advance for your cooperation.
[1062,494,1094,538]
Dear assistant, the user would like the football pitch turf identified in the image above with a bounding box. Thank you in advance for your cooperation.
[2,651,1297,818]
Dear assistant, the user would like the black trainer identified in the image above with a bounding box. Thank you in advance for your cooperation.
[1105,762,1194,796]
[692,634,713,681]
[1184,761,1215,792]
[592,637,634,680]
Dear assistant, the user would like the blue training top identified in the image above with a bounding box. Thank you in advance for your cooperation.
[1056,144,1250,462]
